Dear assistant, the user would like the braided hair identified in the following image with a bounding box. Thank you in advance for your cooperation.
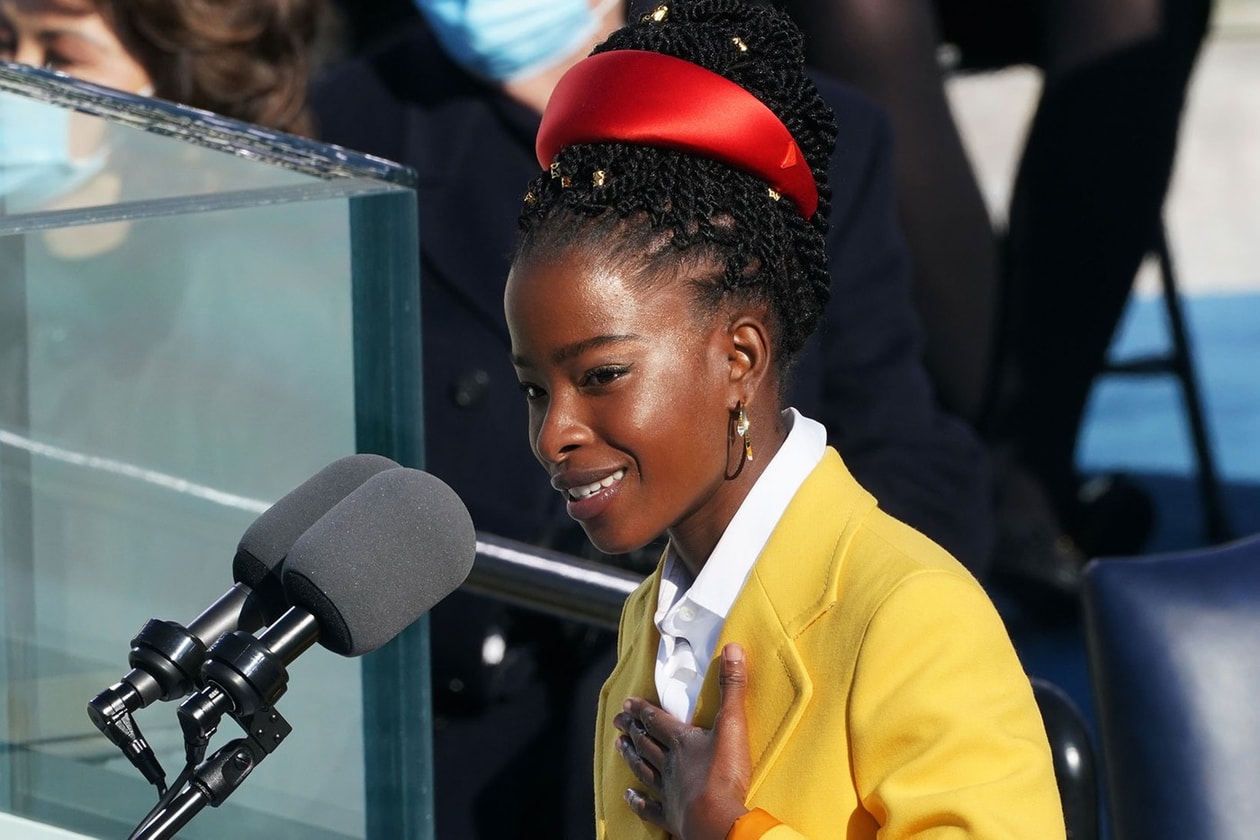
[515,0,837,381]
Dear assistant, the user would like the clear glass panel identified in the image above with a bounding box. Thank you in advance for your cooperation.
[0,95,312,218]
[1,64,424,839]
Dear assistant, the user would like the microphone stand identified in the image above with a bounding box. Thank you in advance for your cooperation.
[87,586,269,792]
[128,610,316,839]
[129,703,292,840]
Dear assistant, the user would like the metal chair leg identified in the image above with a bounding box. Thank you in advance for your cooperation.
[1151,225,1232,543]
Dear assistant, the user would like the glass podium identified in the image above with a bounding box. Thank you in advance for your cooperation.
[1,64,430,838]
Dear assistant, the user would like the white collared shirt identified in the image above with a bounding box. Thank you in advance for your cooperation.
[653,408,827,722]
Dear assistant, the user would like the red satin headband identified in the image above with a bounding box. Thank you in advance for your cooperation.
[535,50,819,220]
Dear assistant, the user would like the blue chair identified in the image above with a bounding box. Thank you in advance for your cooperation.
[1081,533,1260,840]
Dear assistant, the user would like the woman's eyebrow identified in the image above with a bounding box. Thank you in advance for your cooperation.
[39,27,111,52]
[510,333,641,368]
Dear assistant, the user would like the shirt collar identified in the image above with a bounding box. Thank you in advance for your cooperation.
[656,407,828,637]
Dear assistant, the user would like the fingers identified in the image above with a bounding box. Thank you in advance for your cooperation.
[716,643,749,729]
[614,711,664,786]
[718,642,749,700]
[614,710,666,789]
[616,698,682,769]
[615,702,669,831]
[616,733,663,792]
[624,697,684,743]
[713,643,753,784]
[615,664,753,837]
[624,787,667,829]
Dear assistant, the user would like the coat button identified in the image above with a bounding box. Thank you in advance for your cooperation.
[452,369,490,408]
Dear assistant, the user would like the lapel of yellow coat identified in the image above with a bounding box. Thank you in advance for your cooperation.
[691,448,873,799]
[596,568,668,840]
[595,448,875,836]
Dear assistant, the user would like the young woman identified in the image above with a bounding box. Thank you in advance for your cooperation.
[505,3,1066,838]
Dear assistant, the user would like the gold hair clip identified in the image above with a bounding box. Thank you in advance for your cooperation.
[523,189,538,205]
[550,160,572,187]
[592,170,607,187]
[767,187,782,202]
[643,5,668,23]
[732,36,748,52]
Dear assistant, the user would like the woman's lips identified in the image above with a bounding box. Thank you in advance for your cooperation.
[565,468,626,500]
[563,468,627,521]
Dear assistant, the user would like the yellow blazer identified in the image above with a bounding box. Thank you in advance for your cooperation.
[594,448,1065,839]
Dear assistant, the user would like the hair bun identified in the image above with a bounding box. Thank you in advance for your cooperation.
[633,0,807,70]
[600,0,833,201]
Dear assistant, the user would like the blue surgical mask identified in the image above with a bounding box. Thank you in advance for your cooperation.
[414,0,620,82]
[0,92,106,209]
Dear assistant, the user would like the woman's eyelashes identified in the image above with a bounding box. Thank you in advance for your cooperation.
[0,36,81,72]
[41,49,77,72]
[581,364,631,390]
[517,363,632,402]
[518,380,546,401]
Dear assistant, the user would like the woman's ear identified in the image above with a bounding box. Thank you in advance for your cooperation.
[726,311,774,407]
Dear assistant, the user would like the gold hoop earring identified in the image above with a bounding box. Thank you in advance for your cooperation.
[735,403,754,462]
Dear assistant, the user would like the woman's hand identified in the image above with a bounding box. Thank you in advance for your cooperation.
[613,642,753,840]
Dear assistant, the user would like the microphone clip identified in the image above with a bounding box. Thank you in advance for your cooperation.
[130,705,292,840]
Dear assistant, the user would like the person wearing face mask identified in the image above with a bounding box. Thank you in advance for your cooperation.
[0,0,328,246]
[312,1,995,837]
[0,94,112,209]
[418,0,622,90]
[1,0,146,211]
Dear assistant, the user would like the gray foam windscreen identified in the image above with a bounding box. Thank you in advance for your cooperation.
[232,453,400,618]
[282,467,476,656]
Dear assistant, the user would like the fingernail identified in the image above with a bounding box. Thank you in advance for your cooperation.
[624,788,641,808]
[724,643,744,664]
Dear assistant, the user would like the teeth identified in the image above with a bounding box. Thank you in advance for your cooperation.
[569,469,626,500]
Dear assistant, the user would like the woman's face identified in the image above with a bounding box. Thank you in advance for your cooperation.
[0,0,152,94]
[506,242,751,560]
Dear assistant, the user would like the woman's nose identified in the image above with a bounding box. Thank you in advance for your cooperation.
[533,394,593,465]
[13,41,47,70]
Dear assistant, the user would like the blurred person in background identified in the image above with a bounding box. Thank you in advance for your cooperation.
[779,0,1212,604]
[313,0,997,836]
[0,0,326,134]
[0,0,347,491]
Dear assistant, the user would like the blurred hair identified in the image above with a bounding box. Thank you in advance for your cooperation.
[97,0,326,135]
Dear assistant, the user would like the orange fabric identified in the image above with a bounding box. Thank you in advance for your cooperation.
[727,808,783,840]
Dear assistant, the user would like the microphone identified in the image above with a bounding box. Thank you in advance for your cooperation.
[191,466,476,714]
[283,466,477,656]
[87,453,399,790]
[136,467,475,839]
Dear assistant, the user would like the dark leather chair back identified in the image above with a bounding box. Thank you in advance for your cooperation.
[1031,677,1100,840]
[1082,533,1260,840]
